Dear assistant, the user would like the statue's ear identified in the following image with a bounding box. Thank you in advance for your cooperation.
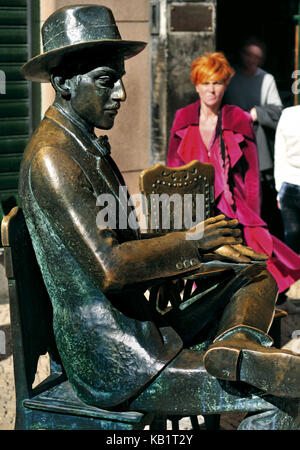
[51,74,71,98]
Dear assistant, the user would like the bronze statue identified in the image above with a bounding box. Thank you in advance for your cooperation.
[18,5,300,418]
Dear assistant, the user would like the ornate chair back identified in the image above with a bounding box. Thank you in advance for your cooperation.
[139,160,215,234]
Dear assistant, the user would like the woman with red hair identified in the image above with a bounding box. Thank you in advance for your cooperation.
[167,52,300,295]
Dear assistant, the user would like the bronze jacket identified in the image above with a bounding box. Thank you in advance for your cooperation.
[18,105,203,408]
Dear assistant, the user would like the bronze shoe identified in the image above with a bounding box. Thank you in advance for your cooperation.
[203,329,300,398]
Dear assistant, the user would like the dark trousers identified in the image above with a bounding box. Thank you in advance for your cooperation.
[260,170,284,240]
[278,182,300,254]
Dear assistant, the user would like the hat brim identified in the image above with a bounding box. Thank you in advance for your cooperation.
[20,39,147,83]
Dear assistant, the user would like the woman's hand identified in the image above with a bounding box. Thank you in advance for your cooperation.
[250,107,258,122]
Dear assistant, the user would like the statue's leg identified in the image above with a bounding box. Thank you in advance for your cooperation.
[203,265,300,398]
[163,264,264,346]
[213,265,277,335]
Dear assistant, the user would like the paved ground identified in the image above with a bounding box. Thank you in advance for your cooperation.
[1,248,300,431]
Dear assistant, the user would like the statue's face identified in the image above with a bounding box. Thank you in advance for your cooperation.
[69,59,126,130]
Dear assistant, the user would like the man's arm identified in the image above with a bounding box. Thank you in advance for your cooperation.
[250,73,282,129]
[252,104,283,130]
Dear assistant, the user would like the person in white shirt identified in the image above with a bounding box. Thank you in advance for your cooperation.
[274,105,300,253]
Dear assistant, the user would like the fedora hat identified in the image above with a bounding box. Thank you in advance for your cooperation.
[21,4,147,83]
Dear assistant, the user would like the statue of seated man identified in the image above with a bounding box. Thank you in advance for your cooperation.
[19,5,300,416]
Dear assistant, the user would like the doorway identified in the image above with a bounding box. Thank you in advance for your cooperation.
[216,0,299,107]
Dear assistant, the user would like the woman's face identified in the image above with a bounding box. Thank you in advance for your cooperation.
[196,80,226,110]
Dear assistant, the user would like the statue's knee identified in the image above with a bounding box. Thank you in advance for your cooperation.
[258,267,278,296]
[262,267,276,285]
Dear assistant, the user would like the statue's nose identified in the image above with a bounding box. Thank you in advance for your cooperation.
[112,79,126,102]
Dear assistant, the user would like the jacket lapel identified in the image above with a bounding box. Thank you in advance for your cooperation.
[173,102,254,170]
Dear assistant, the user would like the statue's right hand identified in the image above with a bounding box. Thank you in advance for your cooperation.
[185,214,242,252]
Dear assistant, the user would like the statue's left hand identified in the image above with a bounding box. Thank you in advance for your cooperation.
[214,243,268,263]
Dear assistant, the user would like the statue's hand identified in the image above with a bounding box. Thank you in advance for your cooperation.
[186,214,242,252]
[214,243,268,263]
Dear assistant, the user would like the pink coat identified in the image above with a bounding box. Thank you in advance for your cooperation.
[167,100,300,293]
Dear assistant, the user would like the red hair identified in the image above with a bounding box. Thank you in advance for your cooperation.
[190,52,235,86]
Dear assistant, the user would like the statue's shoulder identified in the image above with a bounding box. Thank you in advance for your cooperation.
[30,144,82,181]
[25,114,66,157]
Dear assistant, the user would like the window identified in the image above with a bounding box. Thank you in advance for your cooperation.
[0,0,40,222]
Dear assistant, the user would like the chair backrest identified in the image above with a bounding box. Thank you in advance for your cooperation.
[1,206,61,401]
[139,160,215,234]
